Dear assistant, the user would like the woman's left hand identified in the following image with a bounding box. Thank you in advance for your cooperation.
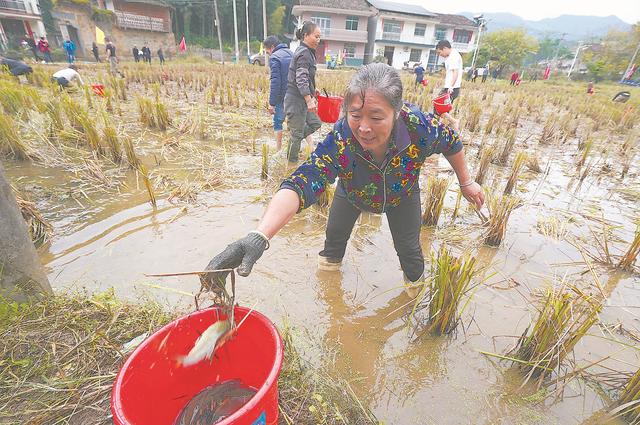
[461,182,484,209]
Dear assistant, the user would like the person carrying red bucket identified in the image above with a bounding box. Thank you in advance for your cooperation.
[435,40,462,132]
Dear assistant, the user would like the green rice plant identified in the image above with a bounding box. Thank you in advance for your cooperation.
[83,84,94,109]
[485,193,521,246]
[412,246,478,337]
[577,139,593,167]
[44,100,64,136]
[138,163,157,208]
[537,215,568,240]
[610,368,640,424]
[61,95,83,130]
[155,99,170,131]
[0,114,29,160]
[496,128,517,165]
[504,151,527,195]
[261,142,269,179]
[137,97,156,128]
[75,112,103,154]
[450,189,463,222]
[475,145,495,185]
[421,176,450,226]
[618,224,640,271]
[102,120,122,163]
[122,137,141,169]
[0,80,41,115]
[508,282,600,387]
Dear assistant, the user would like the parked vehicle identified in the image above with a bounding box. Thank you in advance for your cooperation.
[250,53,266,66]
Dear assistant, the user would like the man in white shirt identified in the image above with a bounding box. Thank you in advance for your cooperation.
[436,40,462,131]
[52,64,84,88]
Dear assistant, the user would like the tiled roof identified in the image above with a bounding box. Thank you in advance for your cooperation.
[367,0,434,17]
[297,0,373,12]
[433,13,476,27]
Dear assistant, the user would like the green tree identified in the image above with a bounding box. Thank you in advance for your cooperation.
[474,29,539,70]
[582,23,640,80]
[268,5,286,36]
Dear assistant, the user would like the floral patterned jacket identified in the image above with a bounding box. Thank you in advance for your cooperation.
[280,102,463,214]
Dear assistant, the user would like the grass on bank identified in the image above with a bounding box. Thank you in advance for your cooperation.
[0,292,379,425]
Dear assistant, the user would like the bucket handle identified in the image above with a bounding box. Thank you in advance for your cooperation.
[322,88,329,98]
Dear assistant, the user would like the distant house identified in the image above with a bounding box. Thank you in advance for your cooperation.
[0,0,46,50]
[52,0,174,58]
[291,0,376,66]
[366,0,478,69]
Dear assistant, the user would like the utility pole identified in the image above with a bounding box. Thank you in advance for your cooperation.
[262,0,267,65]
[213,0,224,64]
[620,40,640,83]
[470,15,486,70]
[567,43,590,79]
[245,0,250,59]
[232,0,239,63]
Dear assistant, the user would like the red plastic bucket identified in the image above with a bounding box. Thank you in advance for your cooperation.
[111,306,283,425]
[91,84,105,97]
[433,92,452,115]
[316,90,343,123]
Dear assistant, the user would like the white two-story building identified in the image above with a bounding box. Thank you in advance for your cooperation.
[367,0,477,70]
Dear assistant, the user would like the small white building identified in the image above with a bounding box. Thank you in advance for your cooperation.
[0,0,46,50]
[366,0,478,70]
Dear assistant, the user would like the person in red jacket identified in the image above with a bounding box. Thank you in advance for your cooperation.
[37,37,52,63]
[510,71,519,86]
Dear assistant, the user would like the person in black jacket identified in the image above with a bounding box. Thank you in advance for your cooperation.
[264,35,293,151]
[132,45,140,62]
[284,21,322,162]
[0,56,33,77]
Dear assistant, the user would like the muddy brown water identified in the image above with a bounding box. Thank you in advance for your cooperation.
[4,78,640,424]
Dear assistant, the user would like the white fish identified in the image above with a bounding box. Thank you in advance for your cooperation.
[180,319,231,367]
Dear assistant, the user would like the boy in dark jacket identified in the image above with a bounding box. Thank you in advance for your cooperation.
[264,36,293,151]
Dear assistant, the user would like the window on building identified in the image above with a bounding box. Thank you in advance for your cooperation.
[409,48,422,62]
[453,29,472,44]
[434,26,447,41]
[311,15,331,35]
[382,20,402,40]
[343,42,356,58]
[427,49,439,70]
[414,23,426,37]
[345,16,359,31]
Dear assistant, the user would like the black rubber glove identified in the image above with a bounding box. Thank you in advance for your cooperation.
[200,231,269,290]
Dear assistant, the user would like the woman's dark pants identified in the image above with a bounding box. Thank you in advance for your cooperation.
[319,184,425,281]
[284,95,322,162]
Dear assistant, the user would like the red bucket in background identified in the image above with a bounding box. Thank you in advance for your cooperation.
[316,90,343,123]
[433,92,452,115]
[91,84,105,97]
[111,306,283,425]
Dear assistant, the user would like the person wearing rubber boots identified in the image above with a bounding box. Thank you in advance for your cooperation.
[201,63,484,298]
[283,21,322,162]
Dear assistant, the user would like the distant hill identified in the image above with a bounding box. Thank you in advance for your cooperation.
[458,12,631,41]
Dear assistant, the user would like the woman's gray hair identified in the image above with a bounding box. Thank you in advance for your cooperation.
[342,63,404,115]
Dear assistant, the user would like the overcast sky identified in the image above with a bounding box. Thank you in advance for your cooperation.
[402,0,640,24]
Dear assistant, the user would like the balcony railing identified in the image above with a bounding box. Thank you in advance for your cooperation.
[0,0,28,13]
[322,28,368,43]
[381,31,401,41]
[452,41,470,51]
[114,11,169,32]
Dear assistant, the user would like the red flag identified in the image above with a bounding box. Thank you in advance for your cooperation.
[179,36,187,52]
[543,64,551,80]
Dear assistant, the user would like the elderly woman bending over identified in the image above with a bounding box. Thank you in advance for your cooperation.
[204,63,484,294]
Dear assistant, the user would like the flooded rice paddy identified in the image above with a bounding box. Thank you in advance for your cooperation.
[3,61,640,424]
